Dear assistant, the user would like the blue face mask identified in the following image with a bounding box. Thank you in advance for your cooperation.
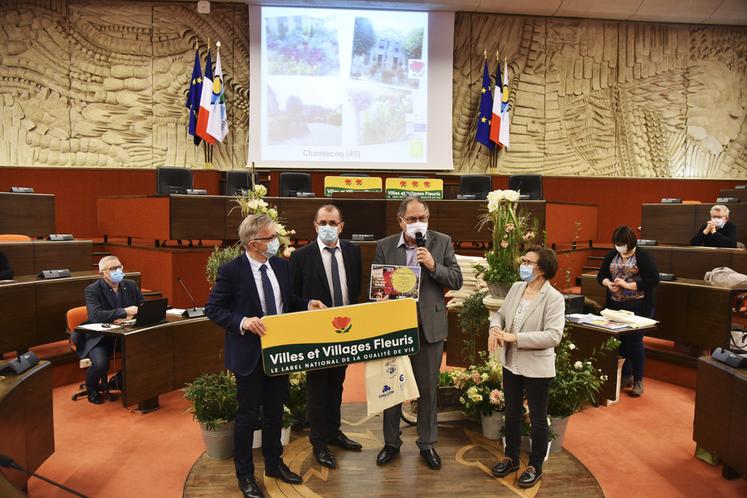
[261,238,280,259]
[519,264,535,282]
[318,225,339,244]
[109,268,124,284]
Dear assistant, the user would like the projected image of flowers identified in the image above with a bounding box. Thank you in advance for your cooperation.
[267,81,342,146]
[348,87,413,145]
[265,15,339,76]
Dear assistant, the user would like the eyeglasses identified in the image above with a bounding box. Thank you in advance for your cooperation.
[316,221,340,227]
[401,216,429,224]
[106,265,123,272]
[253,235,278,243]
[520,258,538,266]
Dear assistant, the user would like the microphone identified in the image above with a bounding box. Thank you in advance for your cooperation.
[415,231,425,248]
[0,454,89,498]
[176,276,205,318]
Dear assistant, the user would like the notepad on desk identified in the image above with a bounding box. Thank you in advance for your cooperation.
[77,323,122,332]
[566,313,629,330]
[600,309,658,328]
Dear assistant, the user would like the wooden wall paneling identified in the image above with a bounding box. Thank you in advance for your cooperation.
[641,204,697,244]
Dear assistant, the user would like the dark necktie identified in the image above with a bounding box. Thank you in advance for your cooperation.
[325,247,344,307]
[259,264,277,316]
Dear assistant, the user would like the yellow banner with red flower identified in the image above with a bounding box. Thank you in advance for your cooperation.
[260,299,419,376]
[324,176,383,196]
[385,178,443,199]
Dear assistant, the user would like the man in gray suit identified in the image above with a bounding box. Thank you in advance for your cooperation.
[374,196,463,470]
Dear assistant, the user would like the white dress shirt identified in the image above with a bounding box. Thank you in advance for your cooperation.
[317,237,349,306]
[241,253,283,333]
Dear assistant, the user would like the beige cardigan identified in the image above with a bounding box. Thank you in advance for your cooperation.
[490,280,565,378]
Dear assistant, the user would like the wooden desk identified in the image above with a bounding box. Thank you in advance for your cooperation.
[0,192,55,238]
[0,240,92,277]
[644,245,747,279]
[78,316,224,409]
[581,274,745,351]
[0,361,54,494]
[694,356,747,478]
[0,271,140,354]
[641,203,746,245]
[719,188,747,202]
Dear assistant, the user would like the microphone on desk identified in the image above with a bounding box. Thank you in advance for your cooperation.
[176,277,205,318]
[0,453,90,498]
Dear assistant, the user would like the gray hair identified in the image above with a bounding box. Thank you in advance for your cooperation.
[98,255,120,272]
[238,214,274,245]
[711,204,730,217]
[397,196,429,218]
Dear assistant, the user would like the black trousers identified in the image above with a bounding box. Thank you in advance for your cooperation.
[86,336,119,392]
[234,366,289,480]
[307,365,347,448]
[502,368,552,471]
[608,298,646,381]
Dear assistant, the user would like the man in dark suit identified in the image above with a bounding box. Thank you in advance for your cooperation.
[205,213,325,498]
[290,204,363,470]
[73,255,143,404]
[690,204,738,248]
[374,196,463,470]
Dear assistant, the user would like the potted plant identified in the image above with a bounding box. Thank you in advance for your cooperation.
[474,189,537,298]
[452,352,505,440]
[183,371,238,459]
[457,290,489,366]
[252,406,295,449]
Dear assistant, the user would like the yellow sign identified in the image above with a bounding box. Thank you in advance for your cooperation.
[260,299,419,375]
[324,176,382,196]
[385,178,443,199]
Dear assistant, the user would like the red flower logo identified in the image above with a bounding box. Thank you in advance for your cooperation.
[412,181,419,187]
[332,316,352,334]
[355,179,363,185]
[424,181,431,187]
[400,181,407,187]
[344,179,352,185]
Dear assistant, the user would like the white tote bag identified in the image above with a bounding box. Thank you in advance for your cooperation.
[364,355,420,416]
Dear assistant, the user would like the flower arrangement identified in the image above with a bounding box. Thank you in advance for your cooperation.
[475,189,537,286]
[450,352,505,417]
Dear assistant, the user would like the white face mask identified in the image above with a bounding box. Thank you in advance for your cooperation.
[405,222,428,240]
[317,224,339,244]
[615,245,627,254]
[711,218,725,229]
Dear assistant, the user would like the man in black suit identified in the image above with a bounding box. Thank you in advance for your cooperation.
[205,213,325,498]
[290,204,363,470]
[73,255,143,404]
[690,204,738,248]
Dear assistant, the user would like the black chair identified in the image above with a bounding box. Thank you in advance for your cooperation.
[458,175,492,200]
[222,171,259,196]
[279,172,313,197]
[508,174,543,200]
[156,167,193,195]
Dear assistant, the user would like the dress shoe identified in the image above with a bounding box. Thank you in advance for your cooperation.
[329,432,363,451]
[87,391,103,405]
[419,448,442,470]
[265,462,302,485]
[630,380,644,397]
[376,445,400,466]
[621,376,634,389]
[491,457,519,477]
[313,446,337,469]
[238,476,264,498]
[517,465,542,488]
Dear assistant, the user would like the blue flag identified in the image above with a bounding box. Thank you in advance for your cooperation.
[475,60,494,150]
[186,49,202,146]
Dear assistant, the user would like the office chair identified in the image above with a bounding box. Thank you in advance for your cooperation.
[223,171,259,196]
[279,172,313,197]
[508,174,543,200]
[66,306,107,401]
[0,234,32,242]
[156,167,193,195]
[457,175,492,200]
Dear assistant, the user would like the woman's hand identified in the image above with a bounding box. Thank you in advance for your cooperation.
[488,326,503,352]
[603,278,619,293]
[613,277,636,290]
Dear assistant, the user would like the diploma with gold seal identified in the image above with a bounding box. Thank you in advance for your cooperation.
[369,264,421,301]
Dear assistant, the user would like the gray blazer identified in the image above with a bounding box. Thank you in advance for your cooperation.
[373,230,463,343]
[490,280,565,378]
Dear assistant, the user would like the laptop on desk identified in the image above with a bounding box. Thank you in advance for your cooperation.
[122,298,168,327]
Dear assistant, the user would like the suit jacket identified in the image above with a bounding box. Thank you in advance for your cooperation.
[490,280,565,378]
[289,239,362,307]
[73,278,144,358]
[373,230,463,343]
[204,253,309,376]
[690,221,738,248]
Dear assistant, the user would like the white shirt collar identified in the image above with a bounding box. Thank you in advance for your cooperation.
[397,231,425,248]
[316,237,341,253]
[245,251,269,272]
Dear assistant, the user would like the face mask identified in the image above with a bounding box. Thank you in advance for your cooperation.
[519,264,535,282]
[405,222,428,239]
[711,218,725,229]
[109,268,124,284]
[317,225,339,244]
[615,245,627,254]
[260,238,280,259]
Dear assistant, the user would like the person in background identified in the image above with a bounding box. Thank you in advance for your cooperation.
[690,204,738,248]
[488,247,564,489]
[597,226,659,397]
[0,250,13,280]
[73,256,143,404]
[290,204,363,470]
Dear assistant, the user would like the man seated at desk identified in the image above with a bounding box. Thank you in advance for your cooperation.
[690,204,738,248]
[0,250,12,280]
[72,255,144,404]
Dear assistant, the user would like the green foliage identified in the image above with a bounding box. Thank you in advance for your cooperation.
[403,28,424,60]
[286,371,307,428]
[457,290,489,365]
[205,244,242,286]
[183,371,238,431]
[547,328,620,417]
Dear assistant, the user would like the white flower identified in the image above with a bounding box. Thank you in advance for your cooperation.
[503,189,520,202]
[487,190,504,203]
[267,208,278,219]
[282,247,295,258]
[487,200,500,213]
[568,343,576,350]
[257,199,268,209]
[574,361,583,370]
[601,375,608,381]
[247,199,260,210]
[254,184,267,197]
[480,373,489,382]
[489,389,504,406]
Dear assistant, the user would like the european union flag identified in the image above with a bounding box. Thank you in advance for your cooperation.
[475,60,494,150]
[186,49,202,146]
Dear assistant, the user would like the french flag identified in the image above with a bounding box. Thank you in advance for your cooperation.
[195,49,216,144]
[489,59,502,145]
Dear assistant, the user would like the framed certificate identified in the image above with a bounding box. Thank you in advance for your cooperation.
[369,264,422,301]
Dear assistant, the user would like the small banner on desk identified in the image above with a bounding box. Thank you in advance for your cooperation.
[324,176,382,196]
[385,178,443,199]
[260,299,419,376]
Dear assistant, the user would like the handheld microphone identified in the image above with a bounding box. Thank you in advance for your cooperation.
[415,231,425,248]
[176,277,205,318]
[0,453,89,498]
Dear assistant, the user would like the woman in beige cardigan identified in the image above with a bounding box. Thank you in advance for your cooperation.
[488,246,565,489]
